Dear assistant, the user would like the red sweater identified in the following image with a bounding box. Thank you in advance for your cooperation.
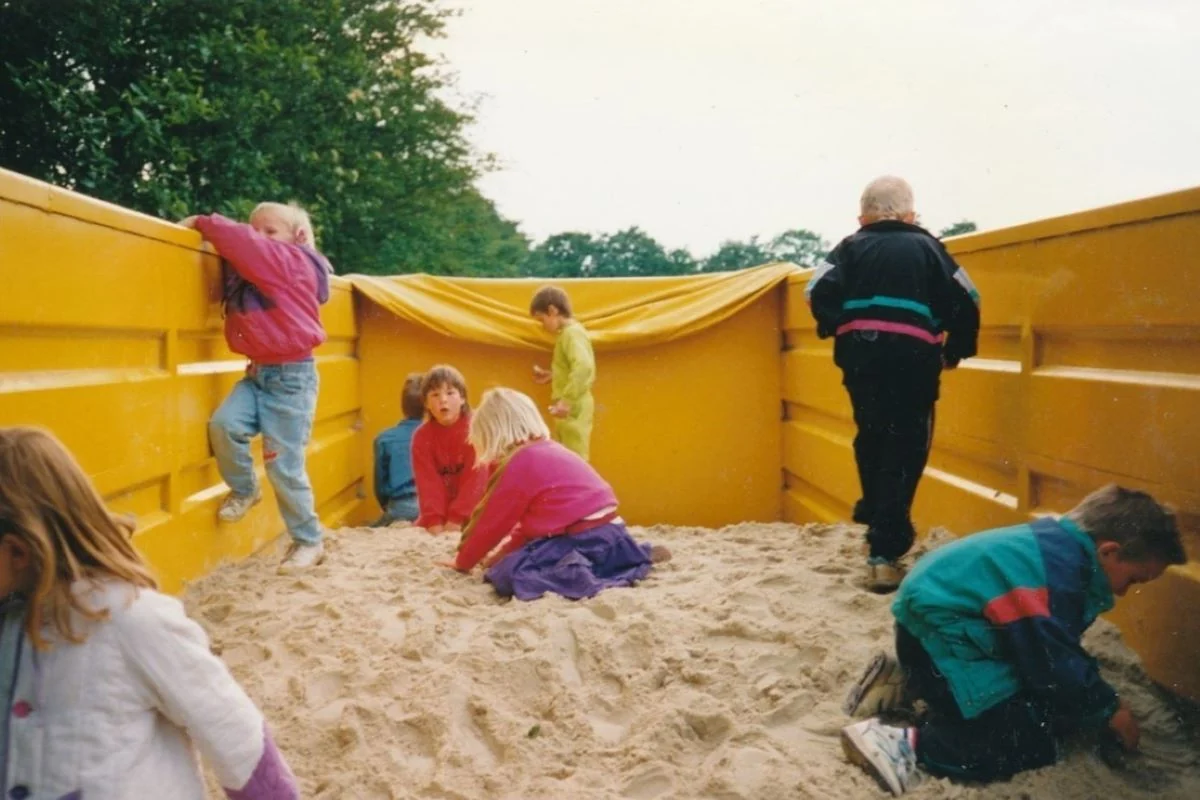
[455,439,618,571]
[412,413,487,528]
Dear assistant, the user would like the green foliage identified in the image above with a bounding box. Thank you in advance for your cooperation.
[0,0,527,275]
[698,228,828,272]
[939,219,978,238]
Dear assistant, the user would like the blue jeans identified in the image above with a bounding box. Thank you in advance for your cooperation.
[209,360,322,545]
[372,495,419,527]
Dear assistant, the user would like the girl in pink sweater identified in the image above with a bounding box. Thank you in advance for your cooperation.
[441,388,670,600]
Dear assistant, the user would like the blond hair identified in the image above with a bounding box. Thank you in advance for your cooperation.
[860,176,915,222]
[0,427,157,650]
[251,201,315,246]
[1066,484,1185,565]
[469,388,551,464]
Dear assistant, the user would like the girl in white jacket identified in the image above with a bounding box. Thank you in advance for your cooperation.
[0,426,299,800]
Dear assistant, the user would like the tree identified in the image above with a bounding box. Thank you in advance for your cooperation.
[523,232,598,278]
[768,228,828,267]
[701,236,773,272]
[0,0,523,275]
[590,227,676,277]
[939,220,978,238]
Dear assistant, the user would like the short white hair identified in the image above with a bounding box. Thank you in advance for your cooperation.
[469,388,551,464]
[251,201,315,245]
[860,176,914,221]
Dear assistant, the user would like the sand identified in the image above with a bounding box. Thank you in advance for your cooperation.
[183,522,1200,799]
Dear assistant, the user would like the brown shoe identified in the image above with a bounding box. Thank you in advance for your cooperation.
[866,559,905,593]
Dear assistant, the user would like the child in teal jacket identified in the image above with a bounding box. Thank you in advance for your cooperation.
[840,484,1185,796]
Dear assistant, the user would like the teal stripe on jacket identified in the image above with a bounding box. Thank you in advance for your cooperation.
[842,295,934,321]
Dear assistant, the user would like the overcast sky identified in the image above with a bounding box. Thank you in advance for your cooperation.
[435,0,1200,255]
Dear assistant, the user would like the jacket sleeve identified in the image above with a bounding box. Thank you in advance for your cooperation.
[554,328,596,405]
[117,591,299,799]
[929,243,981,366]
[984,590,1119,724]
[456,459,529,570]
[448,446,490,526]
[194,214,295,297]
[373,433,389,510]
[805,245,846,339]
[412,425,448,528]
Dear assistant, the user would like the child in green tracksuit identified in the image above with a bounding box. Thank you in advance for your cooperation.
[530,285,596,461]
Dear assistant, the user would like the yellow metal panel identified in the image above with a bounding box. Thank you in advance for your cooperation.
[1,169,365,595]
[782,184,1200,700]
[358,291,784,528]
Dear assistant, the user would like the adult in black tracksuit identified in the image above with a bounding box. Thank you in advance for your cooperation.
[806,176,981,591]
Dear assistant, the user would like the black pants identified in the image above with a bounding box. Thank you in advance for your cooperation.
[843,371,937,561]
[895,625,1059,782]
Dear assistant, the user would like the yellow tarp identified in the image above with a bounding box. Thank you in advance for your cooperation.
[344,261,798,350]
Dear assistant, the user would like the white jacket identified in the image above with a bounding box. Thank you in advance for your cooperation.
[0,581,297,800]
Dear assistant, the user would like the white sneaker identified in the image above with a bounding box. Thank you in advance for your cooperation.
[841,719,923,797]
[844,652,909,718]
[278,542,325,574]
[218,488,262,523]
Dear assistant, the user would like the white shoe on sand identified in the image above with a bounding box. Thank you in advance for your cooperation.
[278,542,325,574]
[841,718,923,797]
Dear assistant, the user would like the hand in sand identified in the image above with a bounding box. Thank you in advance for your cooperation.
[1109,698,1141,752]
[426,524,444,535]
[444,522,462,534]
[434,559,467,573]
[532,364,551,385]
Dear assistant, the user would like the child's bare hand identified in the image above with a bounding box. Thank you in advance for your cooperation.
[532,364,551,385]
[178,216,200,229]
[435,559,466,572]
[1109,699,1141,752]
[427,524,445,535]
[444,523,462,534]
[549,400,570,418]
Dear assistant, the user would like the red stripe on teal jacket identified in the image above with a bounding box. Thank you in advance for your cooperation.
[892,517,1118,721]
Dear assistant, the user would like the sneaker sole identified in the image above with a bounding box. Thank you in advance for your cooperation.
[277,552,327,575]
[843,652,890,716]
[841,726,903,797]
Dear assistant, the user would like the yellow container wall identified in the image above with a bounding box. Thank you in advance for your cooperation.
[782,187,1200,700]
[5,166,1198,700]
[0,170,365,593]
[358,284,784,528]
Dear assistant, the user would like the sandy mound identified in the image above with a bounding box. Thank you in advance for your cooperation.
[184,522,1200,799]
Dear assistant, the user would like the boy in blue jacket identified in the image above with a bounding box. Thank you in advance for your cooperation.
[371,373,424,526]
[840,484,1185,796]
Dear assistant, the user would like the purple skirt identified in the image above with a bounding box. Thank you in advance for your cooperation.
[485,522,655,601]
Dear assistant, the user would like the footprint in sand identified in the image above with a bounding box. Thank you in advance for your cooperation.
[621,765,674,799]
[221,641,272,669]
[306,671,347,707]
[449,689,504,769]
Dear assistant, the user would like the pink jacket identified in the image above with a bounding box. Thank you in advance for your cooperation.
[195,214,332,364]
[455,439,618,571]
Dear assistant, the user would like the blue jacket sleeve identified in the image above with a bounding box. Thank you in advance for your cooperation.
[987,594,1119,724]
[373,433,389,510]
